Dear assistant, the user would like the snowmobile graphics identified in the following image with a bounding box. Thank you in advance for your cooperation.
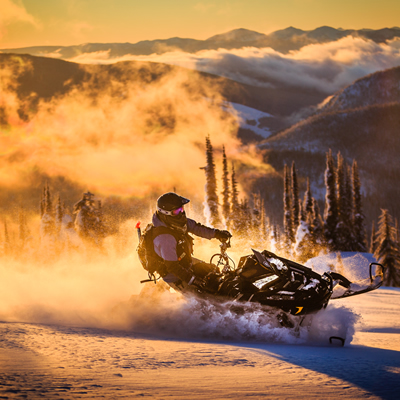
[141,237,385,319]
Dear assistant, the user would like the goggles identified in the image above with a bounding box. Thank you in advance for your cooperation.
[158,206,185,216]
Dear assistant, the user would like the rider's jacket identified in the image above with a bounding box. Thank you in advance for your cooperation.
[152,213,216,284]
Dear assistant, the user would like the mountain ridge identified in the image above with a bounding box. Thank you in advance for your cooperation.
[2,26,400,59]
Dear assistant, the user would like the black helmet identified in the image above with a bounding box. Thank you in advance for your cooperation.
[156,192,190,231]
[157,192,190,214]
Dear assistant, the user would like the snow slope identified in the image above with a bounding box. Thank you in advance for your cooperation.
[223,101,274,138]
[0,251,399,399]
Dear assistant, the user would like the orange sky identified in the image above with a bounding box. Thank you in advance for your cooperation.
[1,0,399,48]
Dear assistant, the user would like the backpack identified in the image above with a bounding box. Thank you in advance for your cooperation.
[137,224,173,275]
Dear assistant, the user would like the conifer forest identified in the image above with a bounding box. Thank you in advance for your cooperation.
[2,135,399,287]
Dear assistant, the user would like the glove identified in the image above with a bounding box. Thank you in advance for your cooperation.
[215,229,232,241]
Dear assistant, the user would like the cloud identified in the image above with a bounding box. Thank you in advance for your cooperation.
[67,36,400,95]
[0,0,39,38]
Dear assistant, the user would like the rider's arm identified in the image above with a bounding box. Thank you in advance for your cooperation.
[187,219,216,239]
[187,219,231,241]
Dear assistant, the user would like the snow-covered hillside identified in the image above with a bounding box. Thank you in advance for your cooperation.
[318,66,400,113]
[223,101,274,138]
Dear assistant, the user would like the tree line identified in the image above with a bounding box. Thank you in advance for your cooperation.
[203,136,400,287]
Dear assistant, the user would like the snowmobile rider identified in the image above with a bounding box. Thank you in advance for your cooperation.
[150,192,231,292]
[73,191,95,214]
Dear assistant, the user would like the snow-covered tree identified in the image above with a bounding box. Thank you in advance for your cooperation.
[55,195,64,235]
[336,152,353,250]
[18,206,28,250]
[374,209,400,287]
[370,220,377,254]
[303,178,313,218]
[283,164,294,252]
[294,219,314,263]
[295,178,320,262]
[352,160,367,252]
[203,135,220,227]
[291,162,300,232]
[221,146,231,228]
[260,198,268,243]
[252,192,262,232]
[312,198,324,246]
[3,219,10,256]
[40,184,57,258]
[323,149,338,250]
[230,162,241,233]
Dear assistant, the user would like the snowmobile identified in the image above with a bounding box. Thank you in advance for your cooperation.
[208,238,384,315]
[143,237,384,316]
[140,237,385,343]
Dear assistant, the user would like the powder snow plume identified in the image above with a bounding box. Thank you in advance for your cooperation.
[0,236,359,346]
[0,56,267,205]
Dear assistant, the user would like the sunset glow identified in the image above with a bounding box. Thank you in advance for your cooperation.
[0,0,399,48]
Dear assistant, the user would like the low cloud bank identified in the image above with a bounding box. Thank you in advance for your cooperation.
[68,36,400,95]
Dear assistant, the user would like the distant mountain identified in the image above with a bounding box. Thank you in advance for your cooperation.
[2,27,400,59]
[206,28,266,43]
[258,66,400,224]
[318,66,400,113]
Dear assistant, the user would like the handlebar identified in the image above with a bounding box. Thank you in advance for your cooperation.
[210,237,236,274]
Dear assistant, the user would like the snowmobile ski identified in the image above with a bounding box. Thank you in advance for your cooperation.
[330,262,384,300]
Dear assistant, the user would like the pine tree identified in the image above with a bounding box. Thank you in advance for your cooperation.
[312,198,324,247]
[40,187,46,217]
[352,160,367,252]
[260,198,267,242]
[323,149,338,250]
[374,209,400,287]
[370,220,377,254]
[230,162,241,232]
[55,195,64,234]
[203,135,220,227]
[283,164,294,253]
[252,192,262,232]
[19,206,28,248]
[40,184,57,258]
[295,179,317,262]
[237,198,251,236]
[303,178,313,217]
[4,219,10,255]
[291,162,300,232]
[45,183,53,215]
[221,146,231,227]
[336,152,352,250]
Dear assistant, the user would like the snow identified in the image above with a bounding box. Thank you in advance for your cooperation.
[1,251,400,399]
[306,251,378,281]
[222,101,274,138]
